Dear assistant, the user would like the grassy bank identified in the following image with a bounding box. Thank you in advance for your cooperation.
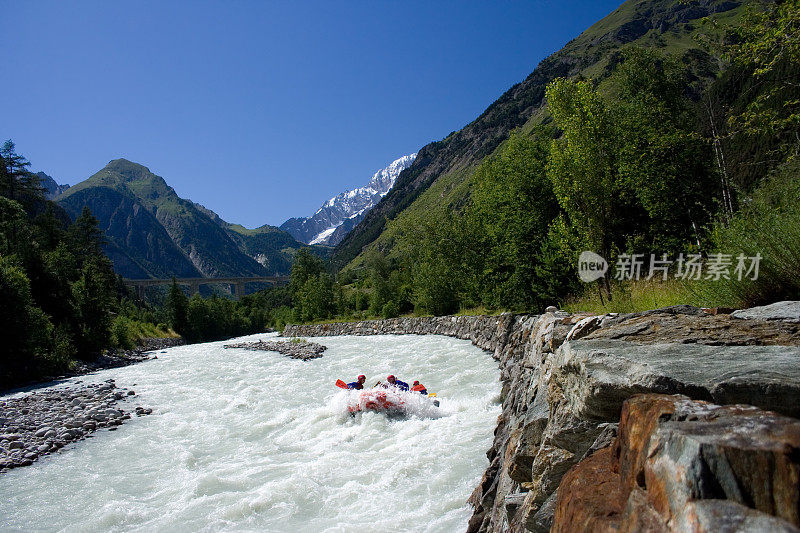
[110,316,180,350]
[561,279,708,314]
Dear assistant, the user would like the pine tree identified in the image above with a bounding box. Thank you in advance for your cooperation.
[166,279,189,336]
[0,140,44,203]
[68,206,105,263]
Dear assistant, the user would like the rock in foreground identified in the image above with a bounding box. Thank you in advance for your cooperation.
[552,394,800,532]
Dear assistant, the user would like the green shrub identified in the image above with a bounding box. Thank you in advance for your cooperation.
[381,300,399,319]
[111,316,135,350]
[270,305,294,330]
[698,160,800,307]
[562,279,702,314]
[51,325,77,371]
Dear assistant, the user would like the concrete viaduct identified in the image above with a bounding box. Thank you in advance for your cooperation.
[123,276,290,300]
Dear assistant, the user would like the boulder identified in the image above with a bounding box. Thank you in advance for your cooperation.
[551,445,623,533]
[552,394,800,532]
[554,339,800,419]
[731,301,800,323]
[34,427,53,438]
[503,492,527,520]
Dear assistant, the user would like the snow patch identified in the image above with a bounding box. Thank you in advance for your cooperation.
[309,226,338,245]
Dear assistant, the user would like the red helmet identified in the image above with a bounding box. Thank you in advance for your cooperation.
[357,375,366,382]
[413,381,419,386]
[387,375,396,382]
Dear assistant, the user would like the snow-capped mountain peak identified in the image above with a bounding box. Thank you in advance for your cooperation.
[280,153,417,246]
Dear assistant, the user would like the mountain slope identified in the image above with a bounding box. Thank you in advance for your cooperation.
[333,0,748,269]
[57,159,309,279]
[195,202,325,274]
[281,154,416,245]
[35,172,70,199]
[59,181,201,279]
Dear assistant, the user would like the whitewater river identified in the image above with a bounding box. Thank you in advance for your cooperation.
[0,333,501,532]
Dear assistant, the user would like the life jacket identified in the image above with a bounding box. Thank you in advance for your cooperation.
[393,379,409,391]
[347,381,364,390]
[411,384,427,394]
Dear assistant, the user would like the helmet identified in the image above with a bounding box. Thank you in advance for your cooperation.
[358,375,366,381]
[387,375,396,382]
[413,381,419,386]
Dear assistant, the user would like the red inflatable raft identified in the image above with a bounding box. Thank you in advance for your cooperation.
[347,388,408,414]
[335,380,439,415]
[347,388,439,415]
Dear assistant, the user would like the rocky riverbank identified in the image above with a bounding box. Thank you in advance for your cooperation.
[4,337,185,394]
[0,380,153,473]
[223,339,326,360]
[72,337,185,375]
[283,302,800,532]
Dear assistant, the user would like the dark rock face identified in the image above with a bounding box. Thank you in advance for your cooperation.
[552,394,800,532]
[35,171,70,199]
[610,0,743,44]
[284,302,800,532]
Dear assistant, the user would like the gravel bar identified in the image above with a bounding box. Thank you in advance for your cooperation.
[223,340,327,360]
[0,380,152,473]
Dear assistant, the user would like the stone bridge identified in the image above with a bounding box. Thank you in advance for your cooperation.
[123,276,290,300]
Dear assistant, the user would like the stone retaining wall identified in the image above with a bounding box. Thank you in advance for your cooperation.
[284,315,515,354]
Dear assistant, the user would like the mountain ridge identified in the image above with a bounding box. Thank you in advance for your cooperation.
[57,158,317,279]
[280,153,416,246]
[35,172,70,199]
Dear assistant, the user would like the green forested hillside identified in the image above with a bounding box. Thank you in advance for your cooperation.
[0,141,123,386]
[310,0,800,320]
[332,0,750,269]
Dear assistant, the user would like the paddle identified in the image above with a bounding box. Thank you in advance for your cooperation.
[335,379,349,389]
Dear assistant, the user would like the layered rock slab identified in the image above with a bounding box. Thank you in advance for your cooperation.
[554,339,800,419]
[552,394,800,532]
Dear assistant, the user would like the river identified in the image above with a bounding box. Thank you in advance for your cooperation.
[0,333,501,532]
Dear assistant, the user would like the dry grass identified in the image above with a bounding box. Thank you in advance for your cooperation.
[561,279,710,314]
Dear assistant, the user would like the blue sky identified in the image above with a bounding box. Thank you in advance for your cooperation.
[3,0,621,227]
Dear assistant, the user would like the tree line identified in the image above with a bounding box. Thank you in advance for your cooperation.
[0,141,123,387]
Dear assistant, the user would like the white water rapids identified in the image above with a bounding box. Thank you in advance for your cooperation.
[0,333,501,532]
